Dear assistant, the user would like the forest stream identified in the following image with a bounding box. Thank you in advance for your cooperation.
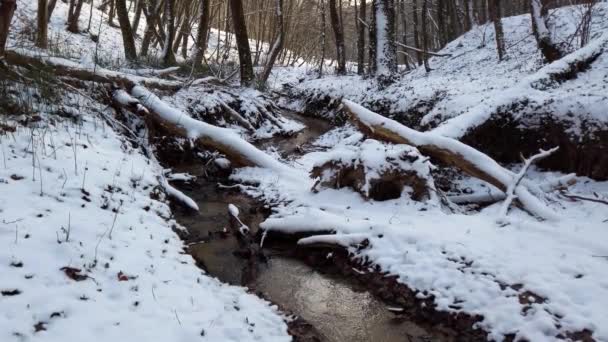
[170,111,453,342]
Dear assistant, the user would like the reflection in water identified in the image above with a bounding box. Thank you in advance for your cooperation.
[257,258,441,342]
[172,111,449,342]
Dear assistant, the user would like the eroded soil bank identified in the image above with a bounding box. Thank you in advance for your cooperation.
[166,111,485,342]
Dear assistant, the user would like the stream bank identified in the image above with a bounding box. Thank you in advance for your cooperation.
[165,111,484,342]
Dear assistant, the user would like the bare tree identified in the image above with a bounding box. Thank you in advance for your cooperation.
[259,0,284,85]
[329,0,346,74]
[163,0,177,66]
[0,0,17,59]
[115,0,137,61]
[488,0,505,61]
[192,0,211,67]
[371,0,397,79]
[318,0,327,77]
[530,0,563,62]
[47,0,58,21]
[411,0,422,65]
[67,0,85,33]
[356,0,366,75]
[420,0,429,72]
[230,0,255,86]
[37,0,48,48]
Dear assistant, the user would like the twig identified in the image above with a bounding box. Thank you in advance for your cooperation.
[559,192,608,206]
[497,147,559,222]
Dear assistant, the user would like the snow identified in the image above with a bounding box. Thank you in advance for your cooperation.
[273,3,608,139]
[0,110,290,341]
[232,112,608,340]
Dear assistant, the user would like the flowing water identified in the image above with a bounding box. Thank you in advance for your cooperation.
[171,111,450,342]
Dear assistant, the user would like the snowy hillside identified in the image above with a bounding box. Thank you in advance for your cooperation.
[275,3,608,132]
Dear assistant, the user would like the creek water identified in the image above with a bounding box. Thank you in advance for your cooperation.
[171,111,450,342]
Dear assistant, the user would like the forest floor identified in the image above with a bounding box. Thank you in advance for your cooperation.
[2,1,608,342]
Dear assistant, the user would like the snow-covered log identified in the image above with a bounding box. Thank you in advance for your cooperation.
[343,100,559,220]
[497,147,558,222]
[4,49,182,91]
[116,87,292,173]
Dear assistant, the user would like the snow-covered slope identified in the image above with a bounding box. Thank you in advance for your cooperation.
[274,3,608,135]
[234,120,608,341]
[0,89,291,341]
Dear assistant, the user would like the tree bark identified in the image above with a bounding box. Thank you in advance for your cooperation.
[530,0,563,62]
[37,0,49,48]
[357,0,366,75]
[259,0,284,85]
[0,0,17,59]
[411,0,422,65]
[329,0,346,75]
[192,0,211,67]
[67,0,85,33]
[115,0,137,61]
[229,0,255,86]
[488,0,506,61]
[131,0,142,35]
[47,0,58,21]
[421,0,430,72]
[162,0,177,66]
[372,0,397,79]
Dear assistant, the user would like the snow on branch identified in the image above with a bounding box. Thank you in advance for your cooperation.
[342,100,560,220]
[129,86,293,174]
[159,176,199,211]
[497,147,559,223]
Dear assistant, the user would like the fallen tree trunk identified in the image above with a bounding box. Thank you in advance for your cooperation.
[113,87,292,173]
[4,49,182,91]
[342,100,559,220]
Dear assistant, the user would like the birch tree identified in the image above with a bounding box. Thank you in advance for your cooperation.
[371,0,397,79]
[530,0,563,62]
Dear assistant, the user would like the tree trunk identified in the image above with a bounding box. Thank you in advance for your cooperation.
[131,0,142,35]
[47,0,58,21]
[162,0,177,66]
[318,0,326,77]
[192,0,210,67]
[37,0,49,48]
[259,0,284,85]
[115,0,137,61]
[530,0,563,62]
[357,0,366,75]
[420,0,430,72]
[328,0,346,75]
[229,0,255,86]
[0,0,17,59]
[67,0,85,33]
[411,0,422,65]
[372,0,397,79]
[488,0,505,61]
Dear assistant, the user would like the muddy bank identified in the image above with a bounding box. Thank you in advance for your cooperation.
[163,111,473,341]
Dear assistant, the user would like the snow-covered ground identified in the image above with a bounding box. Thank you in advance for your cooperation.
[272,3,608,138]
[0,91,291,341]
[2,3,293,339]
[4,1,608,341]
[232,120,608,341]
